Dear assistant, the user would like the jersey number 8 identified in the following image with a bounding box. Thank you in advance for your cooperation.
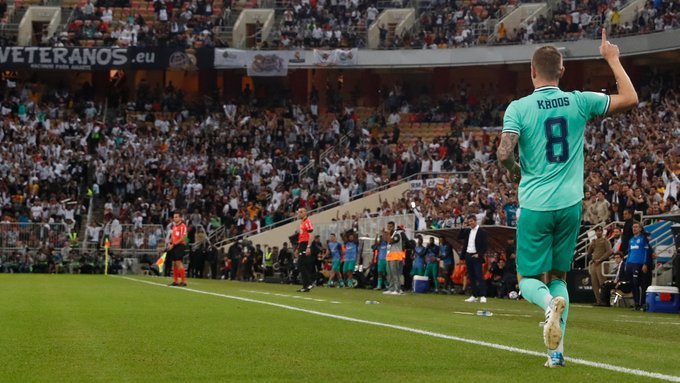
[544,117,569,163]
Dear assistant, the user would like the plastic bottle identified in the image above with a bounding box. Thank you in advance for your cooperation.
[476,310,493,316]
[365,300,380,305]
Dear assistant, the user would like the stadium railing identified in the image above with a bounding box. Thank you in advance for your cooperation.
[574,213,679,285]
[311,213,416,246]
[0,222,70,253]
[112,224,165,253]
[210,171,473,249]
[642,214,679,285]
[97,222,210,253]
[572,220,621,268]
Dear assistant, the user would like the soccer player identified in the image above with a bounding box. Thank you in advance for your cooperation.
[424,237,440,293]
[342,231,359,288]
[374,231,389,290]
[496,29,638,368]
[411,236,426,277]
[168,211,188,287]
[439,237,454,294]
[327,233,344,287]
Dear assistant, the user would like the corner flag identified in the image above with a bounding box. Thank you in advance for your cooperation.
[156,252,167,274]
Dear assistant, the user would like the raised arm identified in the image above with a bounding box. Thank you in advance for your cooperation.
[600,28,638,114]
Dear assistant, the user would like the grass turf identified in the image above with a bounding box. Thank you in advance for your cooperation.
[1,274,679,382]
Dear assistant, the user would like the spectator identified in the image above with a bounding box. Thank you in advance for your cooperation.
[588,226,613,306]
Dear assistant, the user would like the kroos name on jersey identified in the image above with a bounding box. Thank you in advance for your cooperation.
[537,97,571,109]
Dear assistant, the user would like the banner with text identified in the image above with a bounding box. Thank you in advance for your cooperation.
[0,47,128,70]
[247,52,289,76]
[312,48,358,66]
[0,47,213,70]
[409,180,423,190]
[425,178,445,188]
[213,48,250,68]
[127,47,214,70]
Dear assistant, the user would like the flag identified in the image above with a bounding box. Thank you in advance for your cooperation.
[156,252,167,274]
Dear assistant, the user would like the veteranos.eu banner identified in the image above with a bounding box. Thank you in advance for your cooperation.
[0,47,128,70]
[0,47,214,70]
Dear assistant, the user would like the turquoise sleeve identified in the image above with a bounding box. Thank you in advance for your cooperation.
[502,101,521,135]
[578,91,611,118]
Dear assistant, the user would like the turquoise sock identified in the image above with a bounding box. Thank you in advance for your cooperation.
[547,279,569,332]
[377,278,383,288]
[519,278,552,311]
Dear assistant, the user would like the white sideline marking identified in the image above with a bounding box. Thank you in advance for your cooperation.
[616,319,680,326]
[496,313,532,318]
[453,311,531,318]
[242,289,342,304]
[120,277,680,382]
[618,314,680,323]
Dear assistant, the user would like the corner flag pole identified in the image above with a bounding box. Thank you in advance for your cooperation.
[104,238,110,275]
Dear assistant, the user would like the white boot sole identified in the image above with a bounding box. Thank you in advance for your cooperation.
[543,297,565,350]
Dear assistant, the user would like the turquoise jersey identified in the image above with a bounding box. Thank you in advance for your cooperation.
[413,246,426,269]
[378,241,388,261]
[328,241,341,262]
[503,86,610,211]
[344,241,358,262]
[425,245,439,264]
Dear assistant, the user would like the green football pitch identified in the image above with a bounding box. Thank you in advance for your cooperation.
[1,274,679,382]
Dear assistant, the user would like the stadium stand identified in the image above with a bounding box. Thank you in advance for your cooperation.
[0,67,677,277]
[0,0,677,281]
[1,0,675,47]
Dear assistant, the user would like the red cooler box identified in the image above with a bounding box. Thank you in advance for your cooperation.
[646,286,680,314]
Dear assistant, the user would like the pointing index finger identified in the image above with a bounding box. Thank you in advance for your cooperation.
[601,27,607,45]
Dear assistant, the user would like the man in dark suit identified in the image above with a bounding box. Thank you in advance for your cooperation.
[459,215,489,303]
[606,182,625,216]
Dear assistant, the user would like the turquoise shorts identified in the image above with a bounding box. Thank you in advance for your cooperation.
[343,261,356,273]
[516,202,581,276]
[425,263,439,279]
[331,260,341,272]
[377,259,387,274]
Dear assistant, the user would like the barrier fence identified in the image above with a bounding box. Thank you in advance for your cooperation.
[0,222,70,251]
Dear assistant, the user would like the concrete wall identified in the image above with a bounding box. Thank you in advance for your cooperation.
[251,28,680,68]
[232,9,274,48]
[222,181,410,251]
[368,9,415,49]
[18,7,61,46]
[617,0,646,28]
[492,3,547,41]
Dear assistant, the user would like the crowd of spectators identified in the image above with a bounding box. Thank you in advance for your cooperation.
[265,0,392,49]
[384,0,500,49]
[47,0,223,47]
[492,0,679,45]
[373,88,679,233]
[624,0,680,36]
[0,67,678,273]
[0,0,675,49]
